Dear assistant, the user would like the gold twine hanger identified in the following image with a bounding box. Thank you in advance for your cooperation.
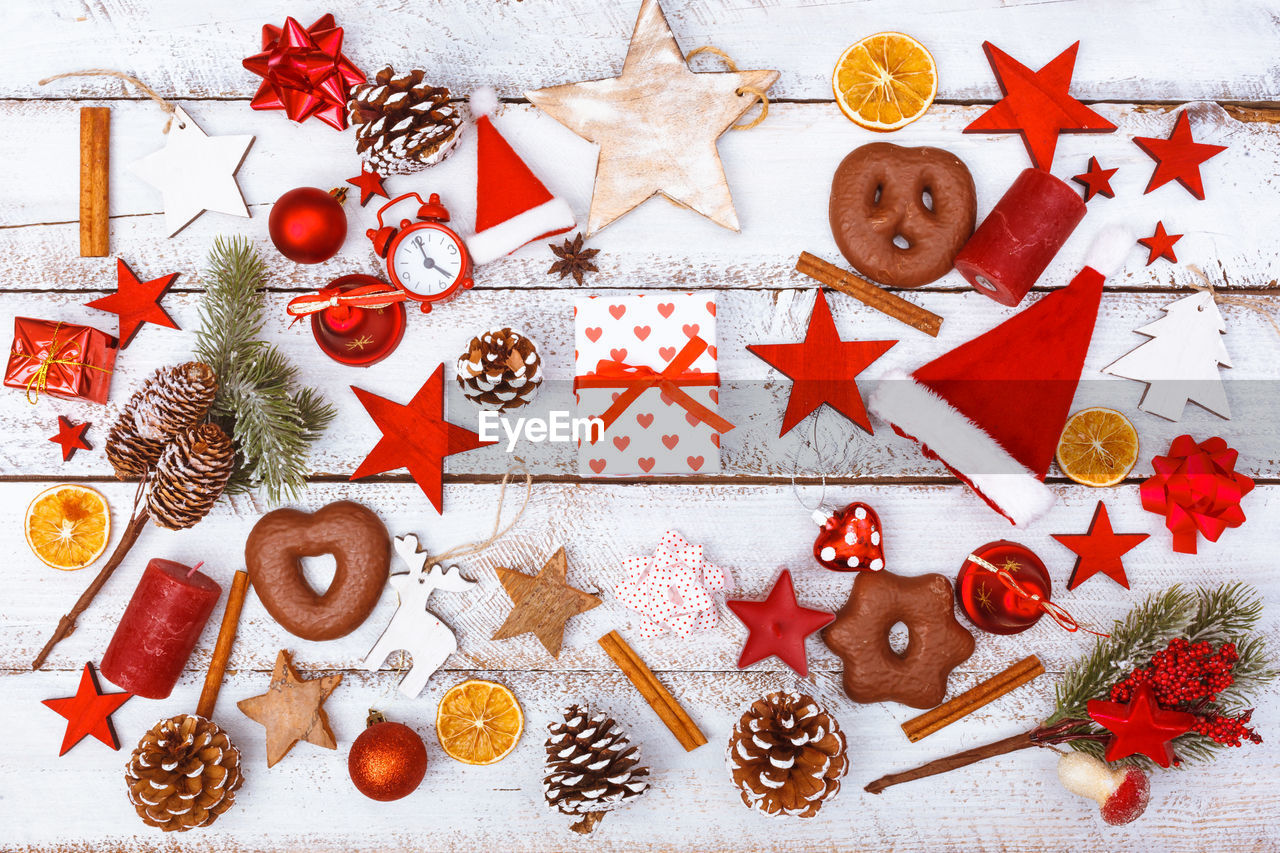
[39,69,183,132]
[686,46,770,130]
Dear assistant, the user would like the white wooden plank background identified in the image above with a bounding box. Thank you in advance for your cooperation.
[2,2,1279,851]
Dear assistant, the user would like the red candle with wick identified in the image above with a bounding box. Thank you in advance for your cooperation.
[955,541,1050,635]
[100,559,222,699]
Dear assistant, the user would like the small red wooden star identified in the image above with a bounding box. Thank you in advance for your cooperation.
[1088,683,1196,768]
[346,167,389,206]
[964,41,1116,171]
[350,364,495,513]
[1138,221,1183,265]
[42,663,132,756]
[1072,156,1118,201]
[1052,501,1149,591]
[726,569,833,677]
[49,416,92,461]
[747,290,895,436]
[1133,111,1227,200]
[84,258,180,348]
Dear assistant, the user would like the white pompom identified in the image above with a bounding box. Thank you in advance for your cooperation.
[1085,224,1136,278]
[470,87,499,118]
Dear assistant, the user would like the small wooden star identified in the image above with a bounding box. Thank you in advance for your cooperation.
[726,569,834,677]
[346,167,389,206]
[1052,501,1149,590]
[237,650,342,768]
[42,663,131,756]
[491,547,601,658]
[49,416,92,461]
[1072,156,1118,201]
[1138,221,1183,265]
[1133,110,1227,200]
[84,258,179,348]
[1088,683,1196,767]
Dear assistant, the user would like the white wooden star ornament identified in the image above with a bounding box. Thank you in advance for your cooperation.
[129,106,254,237]
[526,0,778,235]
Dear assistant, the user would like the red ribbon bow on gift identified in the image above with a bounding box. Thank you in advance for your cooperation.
[1141,435,1254,554]
[242,15,366,130]
[965,553,1109,637]
[574,336,734,443]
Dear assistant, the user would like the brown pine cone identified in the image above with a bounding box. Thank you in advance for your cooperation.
[126,715,242,832]
[544,705,649,834]
[147,423,235,530]
[106,362,218,478]
[456,328,543,412]
[347,67,462,174]
[726,691,848,818]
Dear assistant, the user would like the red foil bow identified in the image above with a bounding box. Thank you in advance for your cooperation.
[1141,435,1254,554]
[4,318,116,404]
[965,553,1108,637]
[242,15,366,130]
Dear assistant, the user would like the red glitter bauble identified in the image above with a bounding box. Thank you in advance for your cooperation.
[348,717,427,801]
[269,187,348,264]
[955,540,1051,635]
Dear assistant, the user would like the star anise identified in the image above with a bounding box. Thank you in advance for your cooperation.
[548,233,600,285]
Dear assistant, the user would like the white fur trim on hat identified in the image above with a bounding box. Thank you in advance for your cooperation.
[466,197,576,265]
[1085,224,1136,279]
[470,87,500,118]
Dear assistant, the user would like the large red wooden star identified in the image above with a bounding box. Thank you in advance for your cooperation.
[747,290,895,436]
[42,663,132,756]
[726,569,834,677]
[84,258,179,348]
[1052,501,1149,591]
[346,167,389,206]
[1088,683,1196,768]
[1072,156,1117,201]
[964,41,1116,171]
[350,364,495,513]
[1133,111,1227,200]
[1138,221,1182,265]
[49,416,91,461]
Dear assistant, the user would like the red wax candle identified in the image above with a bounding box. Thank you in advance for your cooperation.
[955,541,1050,635]
[954,168,1086,307]
[100,559,222,699]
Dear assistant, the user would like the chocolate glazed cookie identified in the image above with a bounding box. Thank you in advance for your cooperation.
[829,143,976,287]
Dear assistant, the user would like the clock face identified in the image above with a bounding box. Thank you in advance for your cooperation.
[389,225,465,298]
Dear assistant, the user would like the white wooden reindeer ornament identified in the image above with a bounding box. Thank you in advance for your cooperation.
[363,534,476,697]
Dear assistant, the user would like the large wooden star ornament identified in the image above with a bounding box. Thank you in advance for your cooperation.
[85,258,179,348]
[42,663,131,755]
[1052,501,1149,591]
[1133,110,1227,200]
[1088,683,1195,768]
[237,650,342,767]
[525,0,778,235]
[492,547,601,658]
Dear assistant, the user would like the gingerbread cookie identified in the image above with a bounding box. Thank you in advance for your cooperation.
[822,570,974,709]
[246,501,391,641]
[829,143,976,288]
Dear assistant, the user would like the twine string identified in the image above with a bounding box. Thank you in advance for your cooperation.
[685,46,770,130]
[1187,265,1280,338]
[38,69,182,132]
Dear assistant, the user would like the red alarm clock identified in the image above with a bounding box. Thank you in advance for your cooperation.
[367,192,474,313]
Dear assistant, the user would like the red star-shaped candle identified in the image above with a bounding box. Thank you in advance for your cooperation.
[350,364,495,513]
[747,290,895,436]
[42,663,132,756]
[84,258,179,348]
[964,41,1116,171]
[242,15,366,130]
[1088,682,1196,767]
[346,168,389,207]
[1052,501,1149,590]
[726,570,834,677]
[1133,111,1227,200]
[1072,156,1118,201]
[49,416,91,461]
[1138,222,1182,265]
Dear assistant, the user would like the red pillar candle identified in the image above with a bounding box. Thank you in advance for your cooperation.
[953,168,1086,307]
[100,559,222,699]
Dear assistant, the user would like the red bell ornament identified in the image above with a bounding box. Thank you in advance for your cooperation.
[956,541,1050,635]
[812,502,884,572]
[269,187,349,264]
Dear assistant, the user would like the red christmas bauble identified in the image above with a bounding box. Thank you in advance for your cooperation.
[956,540,1051,635]
[812,502,884,572]
[269,187,348,264]
[348,716,427,801]
[311,274,406,367]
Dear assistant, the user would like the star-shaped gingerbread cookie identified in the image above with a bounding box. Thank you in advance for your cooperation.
[491,547,601,657]
[237,649,342,767]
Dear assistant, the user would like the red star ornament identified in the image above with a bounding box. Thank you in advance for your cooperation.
[1072,156,1118,201]
[49,416,91,461]
[1138,221,1182,265]
[964,42,1116,171]
[84,258,179,348]
[1088,683,1196,768]
[747,290,895,436]
[1133,111,1227,200]
[726,570,834,677]
[351,364,495,513]
[42,663,131,756]
[1052,501,1149,591]
[242,15,366,130]
[346,167,389,206]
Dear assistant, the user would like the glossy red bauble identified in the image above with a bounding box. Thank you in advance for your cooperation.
[348,717,428,801]
[269,187,348,264]
[310,274,406,367]
[812,502,884,572]
[956,540,1051,635]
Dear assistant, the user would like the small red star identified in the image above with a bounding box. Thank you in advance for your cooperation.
[747,290,895,436]
[1133,111,1227,200]
[350,364,495,513]
[726,570,834,677]
[1052,501,1149,591]
[1072,156,1117,201]
[84,258,179,348]
[1138,221,1182,265]
[1088,683,1196,768]
[42,663,132,756]
[49,416,91,461]
[346,167,389,206]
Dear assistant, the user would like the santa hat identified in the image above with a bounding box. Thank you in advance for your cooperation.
[869,227,1133,526]
[465,88,576,265]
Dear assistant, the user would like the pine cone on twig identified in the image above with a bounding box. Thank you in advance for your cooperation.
[106,362,218,478]
[544,705,649,834]
[147,424,235,530]
[456,328,543,412]
[126,714,242,832]
[347,67,462,174]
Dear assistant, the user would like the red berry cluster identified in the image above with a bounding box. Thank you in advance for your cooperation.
[1193,709,1262,747]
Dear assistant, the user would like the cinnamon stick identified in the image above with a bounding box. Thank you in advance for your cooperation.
[79,107,110,257]
[865,730,1038,794]
[901,655,1044,742]
[196,570,250,719]
[598,630,706,751]
[796,252,943,337]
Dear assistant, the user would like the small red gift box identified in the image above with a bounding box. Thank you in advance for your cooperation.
[5,317,117,404]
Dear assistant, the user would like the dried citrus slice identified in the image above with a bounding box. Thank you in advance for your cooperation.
[833,32,937,131]
[25,484,111,570]
[436,679,524,765]
[1056,408,1139,487]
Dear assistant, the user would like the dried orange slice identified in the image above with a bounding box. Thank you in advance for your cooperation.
[436,679,523,765]
[1056,408,1139,487]
[833,32,937,131]
[25,484,111,570]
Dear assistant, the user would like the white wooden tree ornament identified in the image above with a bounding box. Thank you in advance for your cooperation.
[1103,290,1232,421]
[363,535,477,698]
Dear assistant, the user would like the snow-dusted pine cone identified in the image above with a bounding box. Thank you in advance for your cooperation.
[347,67,462,174]
[544,705,649,834]
[126,715,242,832]
[726,691,848,818]
[147,424,235,530]
[456,328,543,412]
[106,362,218,478]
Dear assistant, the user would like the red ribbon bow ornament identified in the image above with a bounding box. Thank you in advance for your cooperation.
[1140,435,1254,554]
